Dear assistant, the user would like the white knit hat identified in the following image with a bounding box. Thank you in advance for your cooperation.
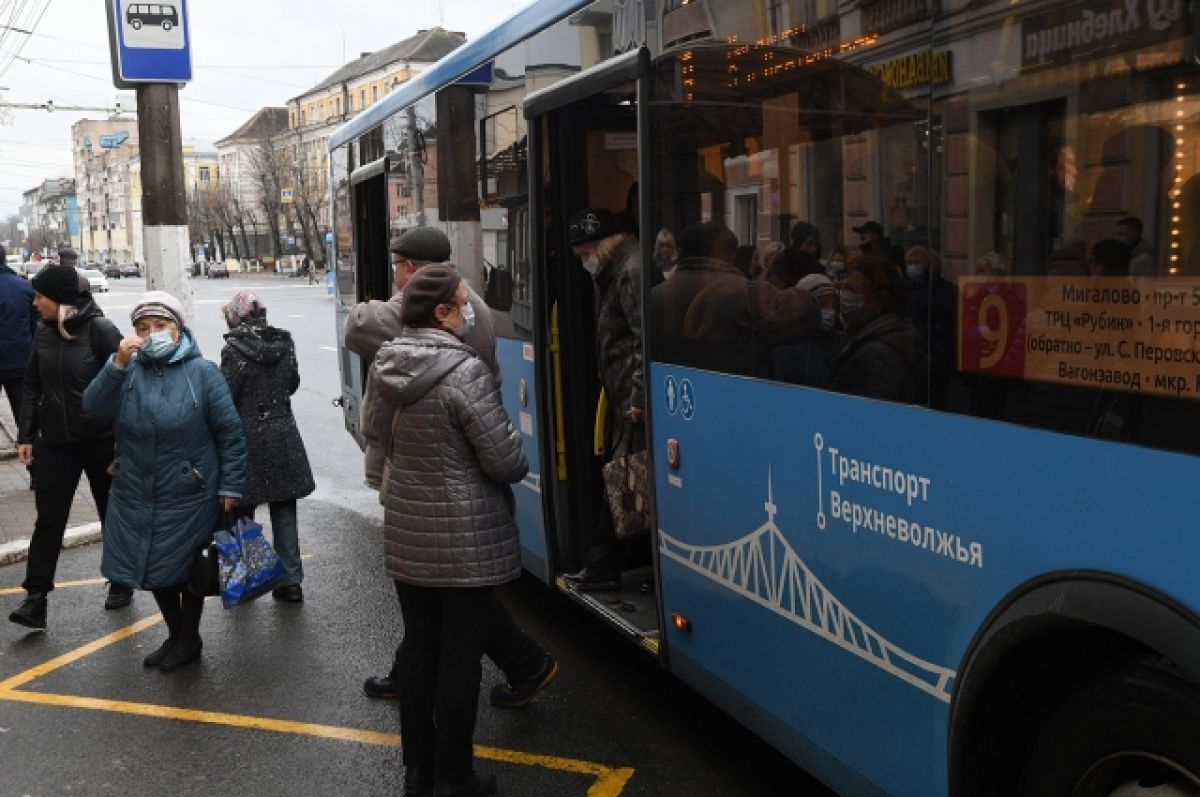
[131,290,185,328]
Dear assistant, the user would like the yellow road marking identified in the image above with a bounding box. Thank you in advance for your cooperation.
[0,611,636,794]
[0,613,163,691]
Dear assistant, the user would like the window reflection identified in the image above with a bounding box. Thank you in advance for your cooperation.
[647,44,927,401]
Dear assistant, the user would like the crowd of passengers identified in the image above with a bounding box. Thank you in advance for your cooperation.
[649,216,937,404]
[646,211,1158,410]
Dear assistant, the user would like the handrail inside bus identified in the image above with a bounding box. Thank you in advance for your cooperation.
[329,0,594,151]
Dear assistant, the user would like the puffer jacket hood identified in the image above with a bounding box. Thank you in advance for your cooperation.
[383,328,474,408]
[224,323,291,366]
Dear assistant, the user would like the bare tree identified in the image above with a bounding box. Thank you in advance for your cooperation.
[248,129,288,264]
[24,227,56,255]
[291,145,327,267]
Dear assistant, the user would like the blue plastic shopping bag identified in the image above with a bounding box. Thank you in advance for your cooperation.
[214,516,286,608]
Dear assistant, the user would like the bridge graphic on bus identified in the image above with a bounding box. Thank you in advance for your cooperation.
[658,475,957,703]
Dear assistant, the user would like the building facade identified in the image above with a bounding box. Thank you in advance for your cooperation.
[71,118,139,264]
[18,178,77,257]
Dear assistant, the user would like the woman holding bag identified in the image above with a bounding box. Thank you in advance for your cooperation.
[83,291,247,673]
[219,290,314,603]
[372,265,528,797]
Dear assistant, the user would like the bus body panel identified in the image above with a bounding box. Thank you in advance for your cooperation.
[496,336,550,581]
[650,362,1200,796]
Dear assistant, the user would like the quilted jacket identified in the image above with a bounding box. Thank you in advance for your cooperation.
[343,283,498,488]
[370,327,527,587]
[83,330,247,589]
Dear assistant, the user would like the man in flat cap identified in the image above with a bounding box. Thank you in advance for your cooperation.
[342,225,557,709]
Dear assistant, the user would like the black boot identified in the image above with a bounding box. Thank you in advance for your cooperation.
[9,592,47,629]
[404,766,434,797]
[434,774,496,797]
[158,637,202,672]
[143,637,175,668]
[105,582,133,610]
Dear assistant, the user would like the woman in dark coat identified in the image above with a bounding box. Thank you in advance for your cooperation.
[832,256,928,404]
[9,264,126,630]
[219,291,315,602]
[83,291,246,672]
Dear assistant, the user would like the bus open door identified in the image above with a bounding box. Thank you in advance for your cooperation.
[524,48,662,653]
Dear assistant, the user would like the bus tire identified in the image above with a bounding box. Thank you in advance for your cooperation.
[1019,658,1200,796]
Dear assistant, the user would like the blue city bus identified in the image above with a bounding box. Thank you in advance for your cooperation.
[329,1,1200,794]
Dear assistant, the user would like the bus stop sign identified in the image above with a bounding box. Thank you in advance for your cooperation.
[107,0,193,86]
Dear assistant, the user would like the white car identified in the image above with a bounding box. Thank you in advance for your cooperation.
[77,267,109,293]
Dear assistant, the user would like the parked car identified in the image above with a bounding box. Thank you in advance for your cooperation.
[119,261,141,277]
[23,261,44,279]
[208,262,229,278]
[77,267,109,293]
[103,263,122,279]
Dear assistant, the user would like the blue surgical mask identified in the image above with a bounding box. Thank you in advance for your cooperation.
[819,308,837,332]
[839,290,866,322]
[906,264,927,285]
[141,329,178,360]
[582,255,600,276]
[825,261,846,279]
[456,301,476,336]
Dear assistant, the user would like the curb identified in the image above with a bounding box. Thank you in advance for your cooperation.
[0,521,103,567]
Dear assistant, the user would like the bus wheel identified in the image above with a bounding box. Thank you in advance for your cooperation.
[1019,659,1200,797]
[161,20,173,31]
[130,19,141,30]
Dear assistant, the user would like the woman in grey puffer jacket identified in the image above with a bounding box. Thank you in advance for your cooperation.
[370,265,527,797]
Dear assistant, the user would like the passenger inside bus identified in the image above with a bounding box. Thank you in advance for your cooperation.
[831,255,926,405]
[772,273,842,390]
[653,228,678,281]
[904,246,957,408]
[561,207,650,592]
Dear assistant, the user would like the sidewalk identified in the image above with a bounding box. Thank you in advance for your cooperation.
[0,400,102,566]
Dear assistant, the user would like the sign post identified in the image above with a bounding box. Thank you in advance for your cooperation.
[106,0,194,320]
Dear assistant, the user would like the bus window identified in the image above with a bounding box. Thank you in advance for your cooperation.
[941,6,1200,456]
[647,45,930,405]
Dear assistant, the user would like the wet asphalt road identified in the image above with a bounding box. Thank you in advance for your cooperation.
[0,275,830,796]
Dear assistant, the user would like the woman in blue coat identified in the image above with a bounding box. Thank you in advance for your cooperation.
[83,291,247,673]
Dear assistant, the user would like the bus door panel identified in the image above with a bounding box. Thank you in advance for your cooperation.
[495,337,549,581]
[533,88,641,569]
[337,156,389,445]
[526,51,663,645]
[486,199,550,581]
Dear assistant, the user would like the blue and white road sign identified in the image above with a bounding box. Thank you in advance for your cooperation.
[109,0,193,83]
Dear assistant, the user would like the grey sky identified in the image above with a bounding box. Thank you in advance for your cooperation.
[0,0,529,215]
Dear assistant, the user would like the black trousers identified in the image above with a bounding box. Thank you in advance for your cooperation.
[387,587,544,684]
[22,437,114,595]
[395,581,493,782]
